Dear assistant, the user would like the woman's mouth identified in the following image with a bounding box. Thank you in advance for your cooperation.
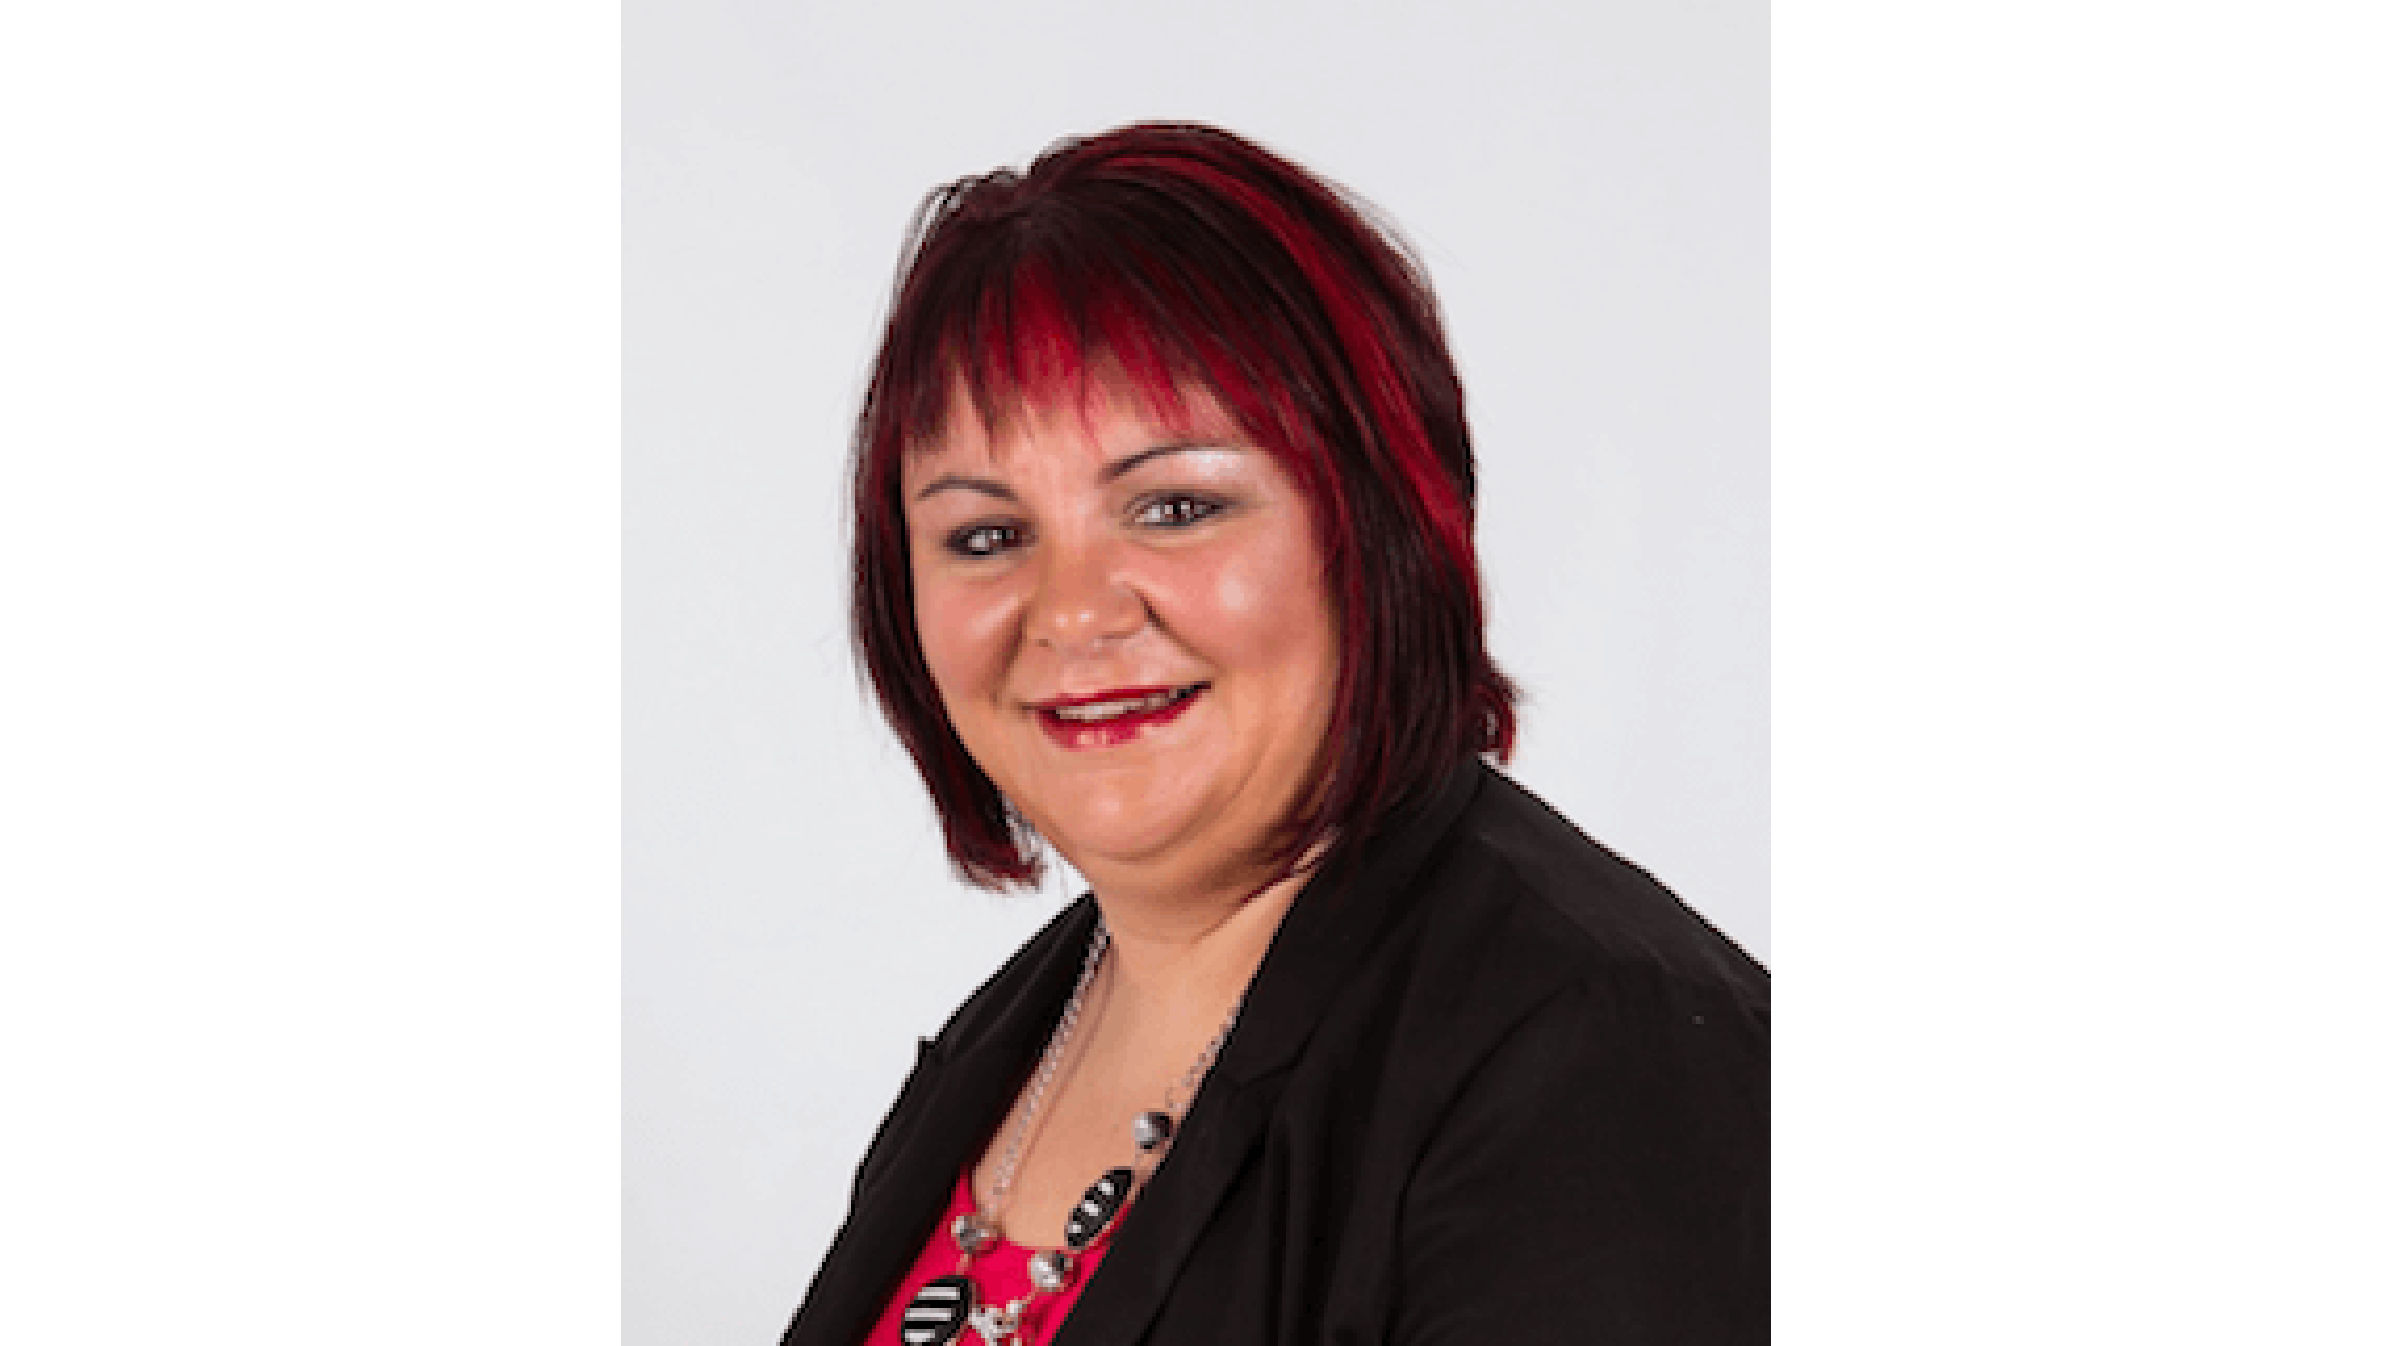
[1035,684,1206,748]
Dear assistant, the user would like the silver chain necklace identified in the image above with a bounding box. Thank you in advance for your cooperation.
[898,921,1243,1346]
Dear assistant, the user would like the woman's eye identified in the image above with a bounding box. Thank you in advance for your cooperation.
[1136,494,1225,528]
[944,523,1023,557]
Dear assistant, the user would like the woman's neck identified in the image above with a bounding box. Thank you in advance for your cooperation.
[1081,860,1307,1025]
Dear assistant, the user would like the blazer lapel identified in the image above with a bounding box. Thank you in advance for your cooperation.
[782,899,1101,1346]
[1052,762,1487,1345]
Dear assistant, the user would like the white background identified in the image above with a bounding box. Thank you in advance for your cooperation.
[5,3,2387,1344]
[626,3,1764,1341]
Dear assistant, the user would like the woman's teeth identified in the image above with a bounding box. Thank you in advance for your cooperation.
[1049,687,1195,723]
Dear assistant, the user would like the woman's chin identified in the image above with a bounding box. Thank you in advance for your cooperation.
[1042,818,1187,878]
[1032,791,1218,880]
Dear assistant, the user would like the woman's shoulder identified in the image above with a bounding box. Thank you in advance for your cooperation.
[921,894,1101,1058]
[1351,763,1768,1065]
[1358,772,1768,1341]
[1449,767,1766,1001]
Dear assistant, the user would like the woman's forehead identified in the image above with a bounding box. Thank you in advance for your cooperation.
[912,370,1229,461]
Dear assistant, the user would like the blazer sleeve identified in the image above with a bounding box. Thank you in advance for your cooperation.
[1390,973,1769,1345]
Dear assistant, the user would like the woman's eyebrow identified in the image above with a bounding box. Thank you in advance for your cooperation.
[1099,442,1243,484]
[911,474,1016,503]
[912,444,1244,501]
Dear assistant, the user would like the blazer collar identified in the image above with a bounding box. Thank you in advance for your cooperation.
[1055,759,1487,1345]
[788,761,1487,1346]
[784,898,1099,1346]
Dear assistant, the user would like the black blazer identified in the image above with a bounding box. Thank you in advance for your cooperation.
[783,762,1768,1345]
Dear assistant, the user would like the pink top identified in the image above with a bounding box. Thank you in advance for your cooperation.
[861,1171,1116,1346]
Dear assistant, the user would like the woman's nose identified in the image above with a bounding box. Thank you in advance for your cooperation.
[1028,538,1142,653]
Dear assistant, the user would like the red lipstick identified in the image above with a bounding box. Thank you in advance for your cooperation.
[1033,684,1204,749]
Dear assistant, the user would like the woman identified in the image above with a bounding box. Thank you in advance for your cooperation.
[783,124,1766,1346]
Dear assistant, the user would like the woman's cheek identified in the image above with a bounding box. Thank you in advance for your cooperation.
[1200,540,1314,655]
[919,577,1023,693]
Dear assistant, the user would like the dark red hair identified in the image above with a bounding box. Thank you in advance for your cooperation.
[852,122,1516,889]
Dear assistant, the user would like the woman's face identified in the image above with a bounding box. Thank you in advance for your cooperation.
[903,382,1340,895]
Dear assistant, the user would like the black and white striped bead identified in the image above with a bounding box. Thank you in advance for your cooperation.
[1063,1167,1134,1251]
[899,1274,972,1346]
